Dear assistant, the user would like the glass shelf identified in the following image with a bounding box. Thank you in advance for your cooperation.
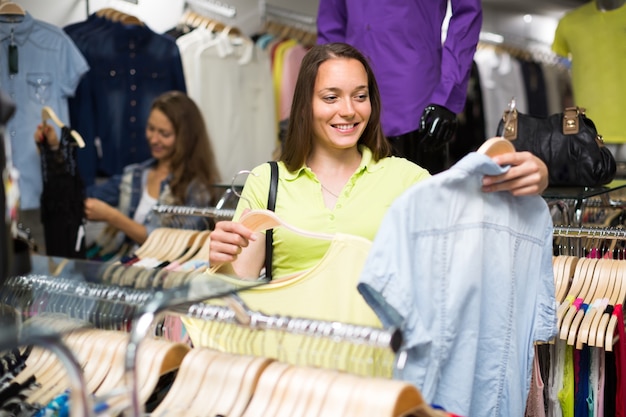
[542,179,626,227]
[542,179,626,201]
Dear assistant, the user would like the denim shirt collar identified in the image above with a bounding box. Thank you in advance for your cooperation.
[0,12,34,46]
[454,151,512,177]
[113,23,152,52]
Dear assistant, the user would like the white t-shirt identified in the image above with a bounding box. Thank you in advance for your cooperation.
[133,188,157,225]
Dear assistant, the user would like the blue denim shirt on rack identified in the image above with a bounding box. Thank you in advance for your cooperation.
[0,12,89,209]
[358,152,557,417]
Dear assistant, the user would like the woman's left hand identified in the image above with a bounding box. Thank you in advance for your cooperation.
[481,151,548,196]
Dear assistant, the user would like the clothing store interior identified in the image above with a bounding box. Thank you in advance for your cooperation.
[1,0,626,415]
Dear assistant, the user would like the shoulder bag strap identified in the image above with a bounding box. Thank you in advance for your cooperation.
[265,161,278,280]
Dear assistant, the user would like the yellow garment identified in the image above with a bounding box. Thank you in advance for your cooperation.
[552,2,626,144]
[272,39,298,125]
[557,344,575,417]
[183,233,394,377]
[233,146,430,278]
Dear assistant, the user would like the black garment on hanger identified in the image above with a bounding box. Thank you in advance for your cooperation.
[38,127,86,259]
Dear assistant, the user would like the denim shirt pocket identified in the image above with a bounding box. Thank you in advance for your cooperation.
[26,73,52,104]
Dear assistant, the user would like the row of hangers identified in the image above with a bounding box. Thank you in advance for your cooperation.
[178,9,242,37]
[94,7,143,26]
[2,319,189,416]
[476,40,567,67]
[262,19,317,47]
[1,320,443,417]
[553,256,626,351]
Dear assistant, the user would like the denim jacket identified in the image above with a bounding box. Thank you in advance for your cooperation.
[86,158,212,239]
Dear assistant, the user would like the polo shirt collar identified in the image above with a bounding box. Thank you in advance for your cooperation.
[283,145,382,181]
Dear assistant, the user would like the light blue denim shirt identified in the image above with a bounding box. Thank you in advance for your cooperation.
[0,12,89,209]
[358,152,557,417]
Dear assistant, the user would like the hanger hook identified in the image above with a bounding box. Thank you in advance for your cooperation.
[230,170,258,209]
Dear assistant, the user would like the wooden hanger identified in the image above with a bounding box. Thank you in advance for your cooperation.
[559,258,598,340]
[120,14,143,26]
[477,136,515,158]
[565,258,609,345]
[240,209,334,240]
[603,261,626,350]
[575,259,617,349]
[173,229,211,264]
[557,256,579,303]
[591,261,625,347]
[556,257,592,328]
[151,348,222,415]
[0,2,25,15]
[41,106,85,148]
[133,227,172,259]
[240,361,293,417]
[95,7,113,17]
[207,209,335,275]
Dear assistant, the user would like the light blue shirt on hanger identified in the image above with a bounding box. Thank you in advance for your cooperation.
[358,152,557,417]
[0,12,88,210]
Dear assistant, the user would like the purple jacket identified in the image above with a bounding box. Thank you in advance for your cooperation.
[317,0,482,137]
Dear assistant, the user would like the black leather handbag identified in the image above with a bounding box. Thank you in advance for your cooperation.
[496,106,616,187]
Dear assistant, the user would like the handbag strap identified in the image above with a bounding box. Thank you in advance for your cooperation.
[265,161,278,281]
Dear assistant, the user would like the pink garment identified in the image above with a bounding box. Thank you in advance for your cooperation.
[525,346,547,417]
[279,43,308,121]
[613,304,626,417]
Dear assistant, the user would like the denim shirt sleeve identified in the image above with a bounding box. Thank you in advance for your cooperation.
[85,173,123,206]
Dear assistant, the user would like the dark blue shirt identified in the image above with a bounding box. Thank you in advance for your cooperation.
[64,17,186,186]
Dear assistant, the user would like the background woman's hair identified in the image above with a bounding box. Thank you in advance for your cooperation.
[151,91,221,205]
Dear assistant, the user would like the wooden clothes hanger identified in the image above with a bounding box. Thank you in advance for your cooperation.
[208,209,335,275]
[575,259,617,349]
[603,261,626,350]
[239,209,334,241]
[590,261,623,347]
[0,2,25,15]
[565,258,609,345]
[120,14,143,26]
[559,257,599,341]
[476,136,515,158]
[41,106,85,148]
[557,257,592,327]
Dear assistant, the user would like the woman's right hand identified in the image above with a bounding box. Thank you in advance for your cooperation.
[208,220,258,267]
[34,123,60,149]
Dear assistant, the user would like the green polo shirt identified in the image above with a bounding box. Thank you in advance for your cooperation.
[234,145,430,278]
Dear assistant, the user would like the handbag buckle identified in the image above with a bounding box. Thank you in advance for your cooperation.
[501,108,518,141]
[563,107,582,135]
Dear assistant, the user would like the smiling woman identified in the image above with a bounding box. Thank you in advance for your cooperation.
[205,42,549,281]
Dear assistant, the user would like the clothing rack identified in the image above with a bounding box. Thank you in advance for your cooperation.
[124,284,403,416]
[264,3,316,26]
[151,203,236,221]
[263,3,316,35]
[186,0,236,18]
[553,225,626,240]
[184,301,402,352]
